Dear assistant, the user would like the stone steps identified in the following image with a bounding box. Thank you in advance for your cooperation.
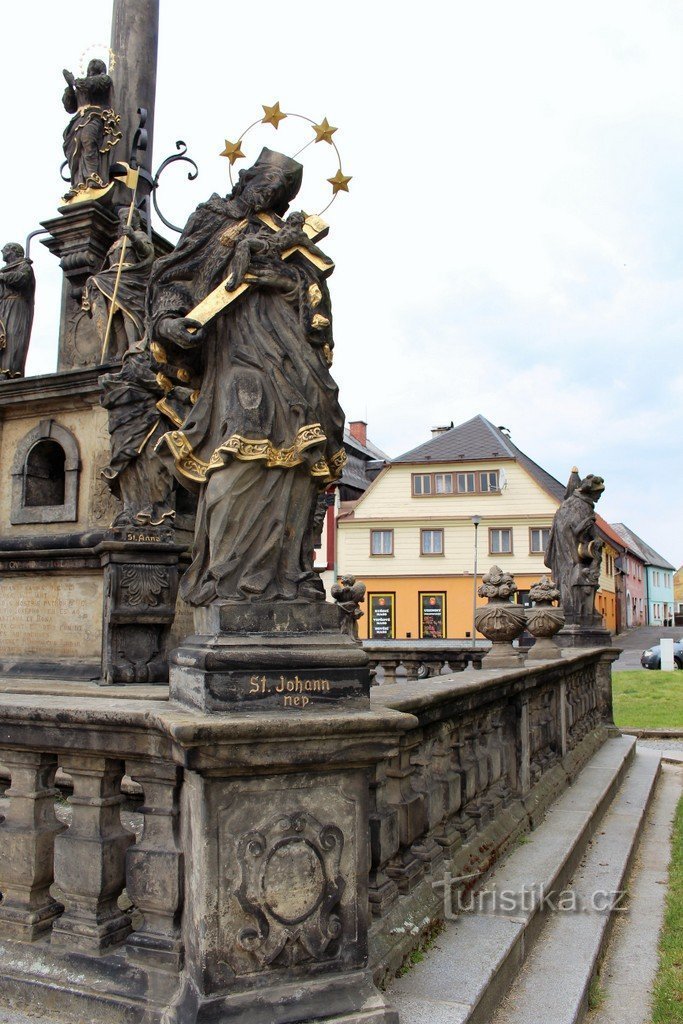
[387,735,659,1024]
[489,745,661,1024]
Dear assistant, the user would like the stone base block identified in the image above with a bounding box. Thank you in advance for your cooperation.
[481,642,525,670]
[556,624,612,649]
[526,637,563,660]
[171,970,397,1024]
[170,601,370,712]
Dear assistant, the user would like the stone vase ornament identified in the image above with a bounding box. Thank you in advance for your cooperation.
[526,576,565,660]
[474,566,526,669]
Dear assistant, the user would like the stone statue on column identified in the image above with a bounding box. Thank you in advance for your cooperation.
[149,148,346,607]
[0,243,35,380]
[545,470,610,646]
[62,60,122,202]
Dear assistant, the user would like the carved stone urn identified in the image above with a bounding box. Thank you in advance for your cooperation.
[474,566,526,669]
[525,576,565,660]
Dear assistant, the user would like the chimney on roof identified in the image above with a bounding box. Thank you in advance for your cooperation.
[431,422,453,438]
[349,420,367,447]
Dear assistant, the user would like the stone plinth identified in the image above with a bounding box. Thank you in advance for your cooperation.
[176,747,398,1024]
[41,202,119,369]
[170,601,371,712]
[96,531,186,685]
[40,206,174,370]
[0,695,407,1024]
[555,623,612,649]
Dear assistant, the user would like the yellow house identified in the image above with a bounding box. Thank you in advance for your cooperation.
[337,415,614,640]
[675,567,683,619]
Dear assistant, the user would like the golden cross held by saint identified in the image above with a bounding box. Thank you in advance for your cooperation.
[187,212,333,329]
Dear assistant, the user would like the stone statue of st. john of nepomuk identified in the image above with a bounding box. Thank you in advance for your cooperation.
[147,148,347,606]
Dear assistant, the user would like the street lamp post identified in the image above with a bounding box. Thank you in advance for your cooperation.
[472,515,481,648]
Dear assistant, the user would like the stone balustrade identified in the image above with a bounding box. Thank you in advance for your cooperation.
[0,646,617,1022]
[365,641,487,682]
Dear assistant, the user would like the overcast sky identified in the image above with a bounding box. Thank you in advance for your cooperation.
[1,1,682,565]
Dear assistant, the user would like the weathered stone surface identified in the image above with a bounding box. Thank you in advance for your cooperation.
[51,754,133,955]
[0,573,102,659]
[0,751,64,940]
[171,602,371,712]
[97,536,184,685]
[0,650,615,1023]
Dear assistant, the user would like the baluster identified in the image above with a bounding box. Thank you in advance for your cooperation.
[51,755,133,954]
[381,660,399,684]
[0,751,64,940]
[368,761,400,916]
[403,659,420,681]
[125,761,184,971]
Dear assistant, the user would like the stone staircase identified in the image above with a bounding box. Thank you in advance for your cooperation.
[387,735,661,1024]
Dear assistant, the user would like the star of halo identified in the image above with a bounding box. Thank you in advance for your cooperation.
[327,169,352,195]
[312,118,338,144]
[262,102,287,129]
[220,139,245,165]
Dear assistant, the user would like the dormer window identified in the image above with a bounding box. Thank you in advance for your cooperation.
[413,470,500,496]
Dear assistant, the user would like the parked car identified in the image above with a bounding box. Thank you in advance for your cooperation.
[641,641,683,670]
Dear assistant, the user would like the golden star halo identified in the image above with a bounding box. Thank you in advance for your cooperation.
[219,139,245,165]
[312,118,338,144]
[223,106,351,215]
[261,102,287,129]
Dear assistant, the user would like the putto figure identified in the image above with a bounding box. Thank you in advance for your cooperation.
[83,208,155,358]
[62,60,121,201]
[147,148,346,605]
[0,243,35,380]
[545,470,605,626]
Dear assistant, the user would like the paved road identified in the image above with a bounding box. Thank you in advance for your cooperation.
[612,625,682,672]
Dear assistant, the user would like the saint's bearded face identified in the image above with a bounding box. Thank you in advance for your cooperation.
[240,171,288,213]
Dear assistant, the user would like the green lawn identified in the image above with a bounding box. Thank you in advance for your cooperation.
[652,790,683,1023]
[612,671,683,729]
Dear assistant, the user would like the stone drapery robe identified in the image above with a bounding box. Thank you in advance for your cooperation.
[545,491,602,626]
[147,194,346,605]
[0,258,35,378]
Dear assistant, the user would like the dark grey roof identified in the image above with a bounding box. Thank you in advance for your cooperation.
[392,415,565,502]
[343,428,389,462]
[610,523,675,571]
[340,453,374,492]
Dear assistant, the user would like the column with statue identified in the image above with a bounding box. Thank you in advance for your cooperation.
[138,105,397,1024]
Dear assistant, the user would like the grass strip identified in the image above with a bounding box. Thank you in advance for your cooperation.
[651,788,683,1023]
[612,670,683,729]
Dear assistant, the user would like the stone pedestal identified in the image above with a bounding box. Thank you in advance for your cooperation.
[40,203,175,370]
[170,601,371,712]
[96,531,186,685]
[168,711,402,1024]
[555,623,612,649]
[41,202,119,369]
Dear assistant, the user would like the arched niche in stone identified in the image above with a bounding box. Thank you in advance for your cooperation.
[11,419,80,524]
